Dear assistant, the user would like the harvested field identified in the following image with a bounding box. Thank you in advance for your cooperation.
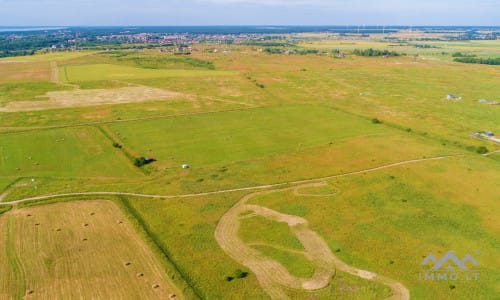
[0,86,184,112]
[0,200,182,299]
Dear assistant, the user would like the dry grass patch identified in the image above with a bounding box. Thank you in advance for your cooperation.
[0,86,184,112]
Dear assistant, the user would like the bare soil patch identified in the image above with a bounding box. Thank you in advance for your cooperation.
[0,86,184,112]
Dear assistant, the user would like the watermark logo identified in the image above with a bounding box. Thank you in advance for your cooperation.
[419,251,479,281]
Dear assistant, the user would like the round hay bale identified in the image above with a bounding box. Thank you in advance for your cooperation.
[55,228,61,232]
[124,262,132,267]
[117,220,123,224]
[82,238,88,242]
[26,290,34,295]
[152,284,160,289]
[169,294,177,299]
[90,212,95,216]
[136,273,144,278]
[35,223,40,226]
[26,214,32,217]
[83,223,89,227]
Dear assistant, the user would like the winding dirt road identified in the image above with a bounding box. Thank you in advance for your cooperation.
[214,183,410,299]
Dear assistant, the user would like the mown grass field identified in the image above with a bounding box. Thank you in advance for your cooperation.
[0,38,499,299]
[0,200,183,299]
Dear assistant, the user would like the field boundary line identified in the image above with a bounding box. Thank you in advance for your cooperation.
[0,154,462,205]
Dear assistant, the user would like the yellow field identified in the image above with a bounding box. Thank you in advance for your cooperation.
[0,200,182,299]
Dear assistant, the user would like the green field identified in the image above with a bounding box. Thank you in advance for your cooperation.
[0,38,499,300]
[0,127,139,178]
[60,63,237,83]
[107,105,387,168]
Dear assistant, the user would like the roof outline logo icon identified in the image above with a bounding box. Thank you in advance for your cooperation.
[421,251,478,271]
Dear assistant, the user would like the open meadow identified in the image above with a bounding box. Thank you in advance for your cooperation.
[0,36,499,299]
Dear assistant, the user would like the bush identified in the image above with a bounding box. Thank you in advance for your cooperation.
[134,157,147,167]
[476,146,489,154]
[234,269,249,279]
[112,142,122,149]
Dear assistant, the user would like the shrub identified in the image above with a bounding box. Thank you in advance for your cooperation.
[476,146,489,154]
[112,142,122,149]
[134,157,147,167]
[234,269,249,279]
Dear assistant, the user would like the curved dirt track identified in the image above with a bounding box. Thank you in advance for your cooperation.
[214,183,410,300]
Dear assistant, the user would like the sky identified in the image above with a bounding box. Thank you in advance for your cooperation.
[0,0,498,26]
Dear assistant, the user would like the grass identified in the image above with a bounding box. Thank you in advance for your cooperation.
[0,205,11,215]
[124,192,270,299]
[0,126,140,178]
[107,105,387,169]
[0,200,184,299]
[0,81,70,105]
[239,215,304,251]
[248,156,500,300]
[252,245,315,278]
[60,63,236,83]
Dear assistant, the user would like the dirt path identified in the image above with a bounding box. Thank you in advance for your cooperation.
[0,155,461,206]
[483,150,500,156]
[214,183,410,299]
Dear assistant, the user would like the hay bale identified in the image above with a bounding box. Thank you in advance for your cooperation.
[55,228,61,232]
[136,273,144,278]
[124,262,132,267]
[169,294,177,299]
[117,220,123,224]
[90,212,95,216]
[26,214,32,217]
[26,290,34,295]
[35,223,40,226]
[82,238,88,242]
[152,284,160,289]
[83,223,89,227]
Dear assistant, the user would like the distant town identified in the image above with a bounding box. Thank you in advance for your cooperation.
[1,26,499,57]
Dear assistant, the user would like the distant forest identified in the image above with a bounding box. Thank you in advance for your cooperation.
[352,48,402,57]
[453,57,500,65]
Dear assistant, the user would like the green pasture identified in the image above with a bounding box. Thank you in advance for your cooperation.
[252,244,315,278]
[0,126,139,178]
[126,192,391,299]
[125,192,269,299]
[248,155,500,300]
[60,63,237,83]
[107,105,388,169]
[239,215,304,251]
